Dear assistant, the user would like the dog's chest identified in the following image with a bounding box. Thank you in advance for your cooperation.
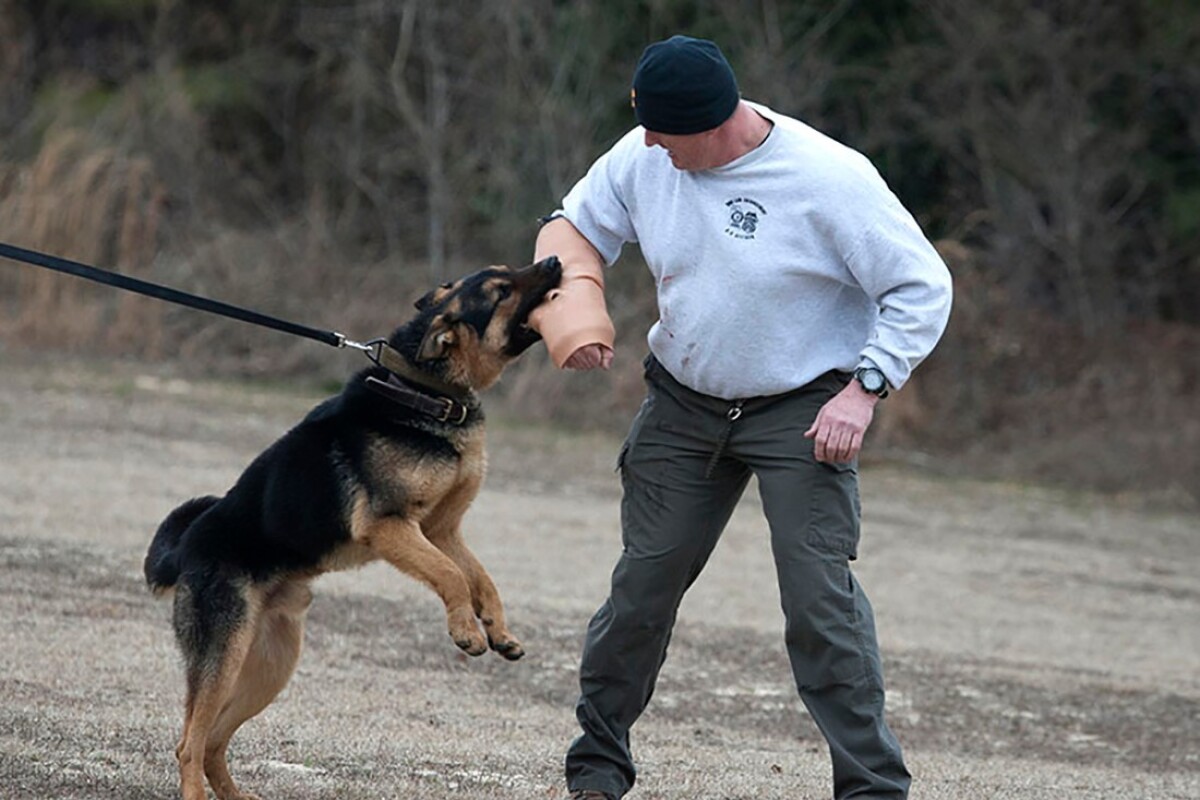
[362,427,486,516]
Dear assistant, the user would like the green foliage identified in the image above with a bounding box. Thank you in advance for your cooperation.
[180,63,259,114]
[31,77,116,125]
[1166,187,1200,241]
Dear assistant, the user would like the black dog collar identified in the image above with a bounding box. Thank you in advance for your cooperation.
[364,374,470,425]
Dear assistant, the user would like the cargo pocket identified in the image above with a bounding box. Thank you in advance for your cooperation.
[805,460,861,559]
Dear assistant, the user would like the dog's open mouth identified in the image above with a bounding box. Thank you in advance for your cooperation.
[508,323,542,354]
[507,315,548,356]
[504,256,562,356]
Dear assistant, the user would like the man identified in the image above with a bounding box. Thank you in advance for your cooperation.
[529,35,952,800]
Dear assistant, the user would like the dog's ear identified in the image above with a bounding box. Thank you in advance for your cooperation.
[416,281,456,311]
[416,314,458,361]
[415,289,436,312]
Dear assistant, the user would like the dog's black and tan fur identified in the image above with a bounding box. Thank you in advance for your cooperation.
[144,257,561,800]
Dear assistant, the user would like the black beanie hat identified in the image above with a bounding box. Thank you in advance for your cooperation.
[631,35,740,135]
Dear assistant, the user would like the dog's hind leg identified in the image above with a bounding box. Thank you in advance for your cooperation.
[358,512,488,656]
[174,576,261,800]
[203,579,313,800]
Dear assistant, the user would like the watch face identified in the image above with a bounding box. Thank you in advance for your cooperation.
[859,369,885,393]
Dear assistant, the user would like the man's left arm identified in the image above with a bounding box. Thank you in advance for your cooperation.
[808,206,954,464]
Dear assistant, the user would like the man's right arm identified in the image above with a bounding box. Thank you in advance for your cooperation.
[528,217,616,370]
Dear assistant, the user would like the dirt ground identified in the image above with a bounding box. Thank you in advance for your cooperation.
[1,347,1197,800]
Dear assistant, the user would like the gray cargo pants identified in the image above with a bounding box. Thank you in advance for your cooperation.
[566,356,910,799]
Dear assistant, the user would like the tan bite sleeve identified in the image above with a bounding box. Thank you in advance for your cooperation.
[529,218,616,367]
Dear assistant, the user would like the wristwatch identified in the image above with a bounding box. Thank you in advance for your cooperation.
[853,366,889,398]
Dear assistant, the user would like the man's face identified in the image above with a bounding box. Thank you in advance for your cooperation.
[643,128,719,171]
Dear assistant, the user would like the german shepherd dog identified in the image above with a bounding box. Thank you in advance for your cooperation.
[144,256,561,800]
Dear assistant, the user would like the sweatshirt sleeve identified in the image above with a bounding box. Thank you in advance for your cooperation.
[559,130,641,265]
[527,135,642,366]
[842,185,953,390]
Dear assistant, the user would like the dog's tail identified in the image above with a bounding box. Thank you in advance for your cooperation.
[144,495,219,595]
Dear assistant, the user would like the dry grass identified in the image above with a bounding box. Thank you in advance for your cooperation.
[0,128,165,355]
[896,241,1200,507]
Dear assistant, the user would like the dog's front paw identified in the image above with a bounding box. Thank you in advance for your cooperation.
[488,633,525,661]
[453,632,489,656]
[448,608,488,656]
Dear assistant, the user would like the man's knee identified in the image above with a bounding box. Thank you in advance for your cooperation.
[778,557,876,688]
[609,544,696,610]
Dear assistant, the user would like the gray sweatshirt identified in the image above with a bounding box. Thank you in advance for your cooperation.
[559,102,953,400]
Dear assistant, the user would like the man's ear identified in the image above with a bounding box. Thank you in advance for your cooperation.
[417,315,457,361]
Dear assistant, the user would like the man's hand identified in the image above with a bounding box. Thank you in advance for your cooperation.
[563,343,614,370]
[804,381,879,463]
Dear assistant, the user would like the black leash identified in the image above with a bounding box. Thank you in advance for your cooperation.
[0,240,359,349]
[0,240,473,424]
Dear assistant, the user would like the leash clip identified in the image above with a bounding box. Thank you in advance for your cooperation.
[334,333,389,365]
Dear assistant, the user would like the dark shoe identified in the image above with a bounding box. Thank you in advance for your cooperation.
[569,791,614,800]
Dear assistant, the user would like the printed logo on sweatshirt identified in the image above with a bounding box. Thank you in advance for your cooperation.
[724,197,766,240]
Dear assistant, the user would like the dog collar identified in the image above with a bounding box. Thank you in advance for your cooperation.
[364,374,471,425]
[374,342,469,400]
